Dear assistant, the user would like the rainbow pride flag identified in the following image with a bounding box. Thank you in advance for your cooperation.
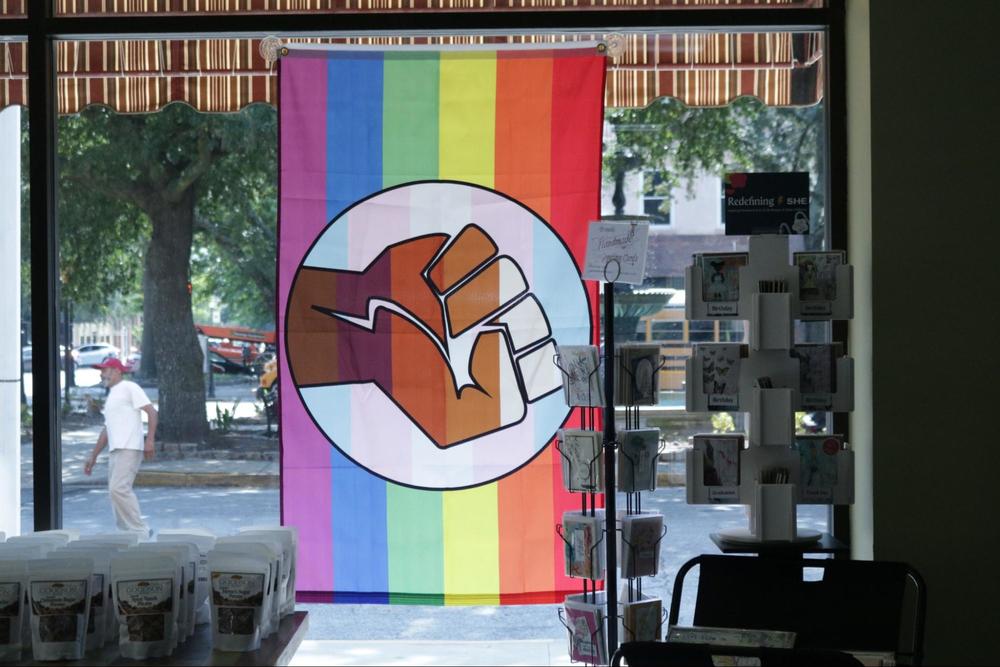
[278,45,605,604]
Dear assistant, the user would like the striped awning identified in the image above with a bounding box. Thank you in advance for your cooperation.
[0,31,822,112]
[0,0,817,16]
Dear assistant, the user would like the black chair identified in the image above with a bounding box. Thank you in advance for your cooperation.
[667,554,926,665]
[610,641,865,667]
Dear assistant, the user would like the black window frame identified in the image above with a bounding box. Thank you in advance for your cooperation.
[3,0,847,550]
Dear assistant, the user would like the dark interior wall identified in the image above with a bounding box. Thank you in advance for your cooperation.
[868,1,1000,664]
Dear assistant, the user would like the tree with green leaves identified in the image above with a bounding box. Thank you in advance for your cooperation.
[603,98,761,217]
[602,97,825,343]
[56,103,277,442]
[191,161,277,329]
[604,96,825,243]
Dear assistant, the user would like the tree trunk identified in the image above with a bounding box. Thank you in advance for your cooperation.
[143,189,208,442]
[137,262,158,381]
[613,169,627,216]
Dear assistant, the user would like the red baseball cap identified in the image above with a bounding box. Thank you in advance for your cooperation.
[93,357,133,373]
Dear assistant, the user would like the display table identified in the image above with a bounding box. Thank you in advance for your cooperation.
[14,611,308,666]
[710,532,848,556]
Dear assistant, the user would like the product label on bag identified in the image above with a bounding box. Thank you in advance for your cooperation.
[116,579,173,642]
[212,573,264,636]
[30,580,87,643]
[0,583,20,645]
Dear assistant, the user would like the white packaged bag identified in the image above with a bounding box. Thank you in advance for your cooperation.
[33,530,80,542]
[57,544,121,650]
[0,560,28,662]
[239,527,297,617]
[109,554,179,659]
[135,543,198,641]
[0,545,48,559]
[156,530,215,626]
[213,539,281,637]
[6,533,71,550]
[61,542,129,640]
[27,557,93,661]
[0,546,46,653]
[207,552,270,652]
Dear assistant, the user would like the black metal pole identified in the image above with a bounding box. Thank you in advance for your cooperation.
[28,2,62,531]
[603,284,617,658]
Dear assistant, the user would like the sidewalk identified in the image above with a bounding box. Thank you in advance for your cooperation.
[21,419,278,493]
[290,639,572,666]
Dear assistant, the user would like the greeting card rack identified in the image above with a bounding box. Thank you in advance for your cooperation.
[683,234,855,543]
[615,355,668,579]
[553,351,607,665]
[552,251,673,664]
[616,377,668,645]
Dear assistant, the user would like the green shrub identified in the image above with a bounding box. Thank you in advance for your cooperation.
[213,401,240,434]
[710,411,736,433]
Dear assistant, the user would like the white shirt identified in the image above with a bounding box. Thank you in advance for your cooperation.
[103,380,152,451]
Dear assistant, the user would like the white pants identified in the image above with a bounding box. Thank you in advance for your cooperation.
[108,449,148,534]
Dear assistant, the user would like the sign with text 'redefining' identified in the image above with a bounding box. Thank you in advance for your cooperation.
[723,172,810,235]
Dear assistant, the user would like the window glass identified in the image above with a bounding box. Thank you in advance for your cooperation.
[600,32,831,555]
[48,26,830,639]
[56,38,279,534]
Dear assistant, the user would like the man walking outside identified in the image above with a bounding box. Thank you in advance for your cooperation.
[83,357,158,536]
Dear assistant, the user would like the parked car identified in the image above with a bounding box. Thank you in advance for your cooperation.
[72,343,120,367]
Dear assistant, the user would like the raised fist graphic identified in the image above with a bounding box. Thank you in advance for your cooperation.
[287,224,562,449]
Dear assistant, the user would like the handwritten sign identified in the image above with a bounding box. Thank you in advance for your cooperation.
[582,220,650,284]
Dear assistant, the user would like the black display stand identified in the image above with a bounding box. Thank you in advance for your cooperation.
[601,282,619,659]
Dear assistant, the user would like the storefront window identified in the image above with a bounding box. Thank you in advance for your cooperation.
[22,10,837,649]
[56,38,280,534]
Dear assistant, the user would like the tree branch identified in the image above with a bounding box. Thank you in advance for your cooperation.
[164,130,221,203]
[62,170,154,211]
[791,114,817,172]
